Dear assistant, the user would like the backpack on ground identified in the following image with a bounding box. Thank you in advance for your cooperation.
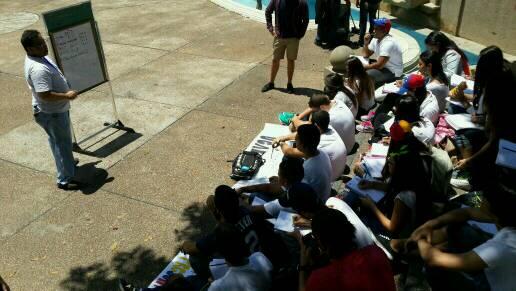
[230,151,264,180]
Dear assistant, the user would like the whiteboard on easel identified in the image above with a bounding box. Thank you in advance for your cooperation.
[50,21,107,92]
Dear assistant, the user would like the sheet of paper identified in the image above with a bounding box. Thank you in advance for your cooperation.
[450,74,474,89]
[346,176,386,202]
[363,157,386,179]
[148,252,195,288]
[252,196,267,206]
[382,82,400,94]
[369,143,389,157]
[445,113,483,131]
[274,211,311,235]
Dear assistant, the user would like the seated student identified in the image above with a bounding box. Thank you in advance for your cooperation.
[350,140,432,240]
[397,74,440,125]
[298,208,396,291]
[362,18,403,88]
[345,56,376,118]
[425,31,470,80]
[418,50,450,112]
[208,223,273,291]
[275,124,332,201]
[291,94,355,154]
[396,182,516,291]
[235,157,304,201]
[274,111,347,181]
[181,185,289,281]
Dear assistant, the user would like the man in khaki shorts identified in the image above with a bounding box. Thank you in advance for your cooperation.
[263,0,309,94]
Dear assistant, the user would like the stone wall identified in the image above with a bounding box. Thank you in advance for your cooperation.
[440,0,516,55]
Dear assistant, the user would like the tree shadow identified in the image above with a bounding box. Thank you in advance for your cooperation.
[173,201,217,253]
[59,246,170,291]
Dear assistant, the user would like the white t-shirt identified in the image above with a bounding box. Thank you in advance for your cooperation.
[420,91,440,125]
[473,227,516,291]
[326,197,374,248]
[412,117,436,145]
[24,55,70,113]
[302,151,332,202]
[329,99,356,154]
[334,90,358,117]
[208,252,273,291]
[442,49,464,80]
[426,80,449,113]
[368,35,404,77]
[319,126,347,181]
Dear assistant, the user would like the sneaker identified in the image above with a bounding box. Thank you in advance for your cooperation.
[450,178,472,191]
[118,279,141,291]
[360,111,376,122]
[57,180,84,191]
[278,112,296,125]
[286,83,294,94]
[356,120,374,133]
[261,82,274,92]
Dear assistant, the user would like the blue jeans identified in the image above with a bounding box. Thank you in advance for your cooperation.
[34,111,75,184]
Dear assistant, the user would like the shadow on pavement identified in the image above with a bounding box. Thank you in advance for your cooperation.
[276,87,324,98]
[75,161,114,195]
[59,246,169,291]
[173,201,217,253]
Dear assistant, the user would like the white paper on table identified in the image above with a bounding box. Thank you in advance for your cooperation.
[274,210,311,235]
[369,143,389,157]
[495,139,516,169]
[346,176,386,202]
[450,74,474,89]
[363,157,386,178]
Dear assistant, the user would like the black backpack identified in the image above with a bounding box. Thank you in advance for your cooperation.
[230,151,264,180]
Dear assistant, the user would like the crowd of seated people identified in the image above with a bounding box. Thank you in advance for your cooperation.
[119,29,516,291]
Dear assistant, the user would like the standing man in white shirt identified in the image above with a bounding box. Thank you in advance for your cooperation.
[362,18,403,88]
[21,30,82,190]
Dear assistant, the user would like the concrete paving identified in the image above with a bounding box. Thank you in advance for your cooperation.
[0,0,508,290]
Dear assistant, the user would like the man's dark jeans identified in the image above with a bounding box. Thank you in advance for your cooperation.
[359,1,379,45]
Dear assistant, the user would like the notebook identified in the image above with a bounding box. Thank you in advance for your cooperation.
[274,210,311,235]
[346,176,385,202]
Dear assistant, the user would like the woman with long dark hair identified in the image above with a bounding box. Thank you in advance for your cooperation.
[425,31,470,80]
[346,57,376,118]
[418,51,449,112]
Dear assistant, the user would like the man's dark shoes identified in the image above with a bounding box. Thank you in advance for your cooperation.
[261,82,274,92]
[57,180,84,191]
[287,83,294,94]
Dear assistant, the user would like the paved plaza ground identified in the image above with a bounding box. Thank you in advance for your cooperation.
[0,1,512,290]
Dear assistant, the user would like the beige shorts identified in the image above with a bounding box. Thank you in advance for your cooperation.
[273,37,300,61]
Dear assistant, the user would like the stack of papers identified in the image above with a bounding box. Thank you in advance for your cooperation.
[346,176,385,202]
[369,143,389,157]
[362,157,386,178]
[450,74,474,90]
[382,82,400,94]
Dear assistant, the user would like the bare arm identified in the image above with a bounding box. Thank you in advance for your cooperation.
[363,197,410,234]
[417,239,487,272]
[280,142,305,158]
[265,0,275,35]
[37,90,77,102]
[237,183,283,195]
